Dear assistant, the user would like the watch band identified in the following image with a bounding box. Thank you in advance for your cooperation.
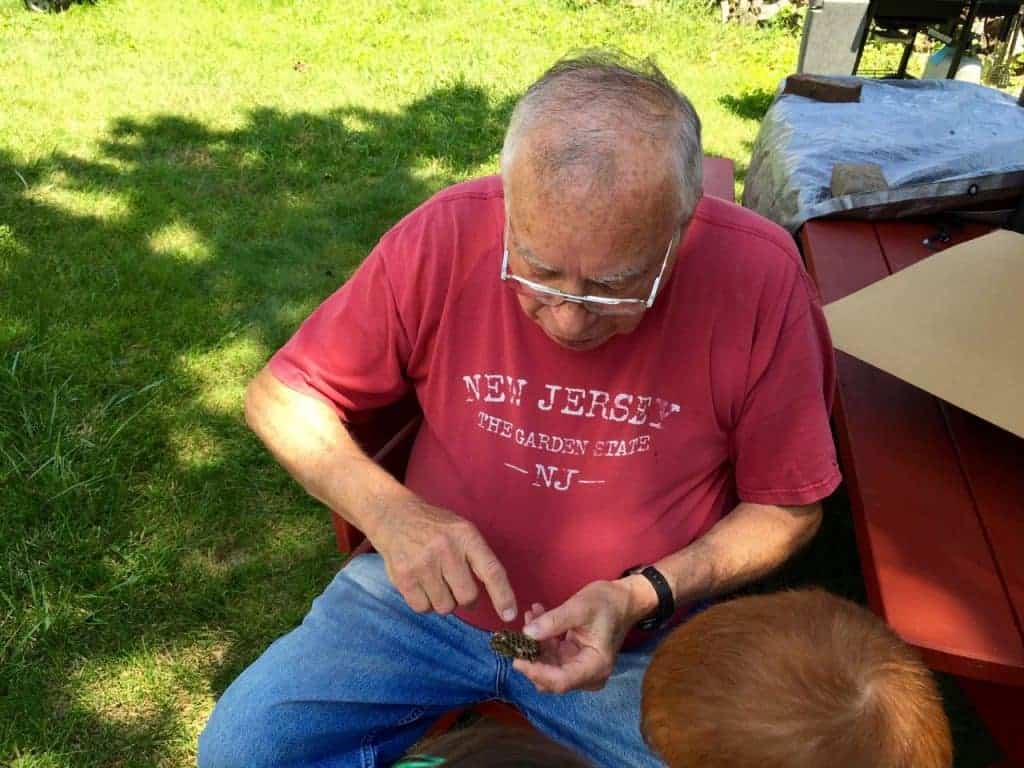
[621,564,675,631]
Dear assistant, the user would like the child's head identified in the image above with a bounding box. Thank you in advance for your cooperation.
[642,589,952,768]
[398,722,593,767]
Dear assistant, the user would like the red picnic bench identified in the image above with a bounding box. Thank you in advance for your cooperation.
[799,218,1024,768]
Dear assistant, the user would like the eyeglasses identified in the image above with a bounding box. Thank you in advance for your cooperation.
[500,224,677,316]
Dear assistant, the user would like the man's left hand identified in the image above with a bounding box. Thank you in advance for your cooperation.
[512,580,637,694]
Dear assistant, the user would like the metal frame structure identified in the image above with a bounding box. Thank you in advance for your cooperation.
[853,0,1024,78]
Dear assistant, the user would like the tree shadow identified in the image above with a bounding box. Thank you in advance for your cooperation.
[0,80,514,766]
[718,87,776,122]
[719,88,775,193]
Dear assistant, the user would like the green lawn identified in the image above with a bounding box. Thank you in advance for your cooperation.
[0,1,1002,766]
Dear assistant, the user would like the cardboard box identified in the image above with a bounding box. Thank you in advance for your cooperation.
[822,229,1024,438]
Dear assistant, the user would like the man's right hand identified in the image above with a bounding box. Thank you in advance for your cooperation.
[368,499,517,622]
[242,369,515,621]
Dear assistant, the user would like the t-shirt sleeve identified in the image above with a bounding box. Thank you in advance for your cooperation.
[732,265,842,506]
[267,243,413,422]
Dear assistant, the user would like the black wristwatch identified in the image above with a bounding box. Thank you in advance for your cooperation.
[620,564,675,631]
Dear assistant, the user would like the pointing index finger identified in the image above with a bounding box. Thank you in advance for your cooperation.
[465,538,517,622]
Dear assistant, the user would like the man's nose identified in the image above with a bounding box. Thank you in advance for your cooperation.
[548,300,592,338]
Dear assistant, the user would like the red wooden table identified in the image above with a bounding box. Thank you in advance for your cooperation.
[800,218,1024,767]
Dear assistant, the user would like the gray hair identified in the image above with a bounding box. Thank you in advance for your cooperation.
[500,50,704,221]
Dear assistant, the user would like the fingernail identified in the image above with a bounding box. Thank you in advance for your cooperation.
[502,608,516,622]
[523,623,538,638]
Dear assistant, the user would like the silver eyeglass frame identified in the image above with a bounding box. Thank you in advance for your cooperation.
[499,223,678,316]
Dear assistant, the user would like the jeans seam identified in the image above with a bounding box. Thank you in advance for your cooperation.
[359,706,427,768]
[493,653,509,698]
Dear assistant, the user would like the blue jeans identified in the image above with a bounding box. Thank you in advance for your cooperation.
[198,554,667,768]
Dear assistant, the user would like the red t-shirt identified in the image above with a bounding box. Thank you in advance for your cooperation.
[270,176,841,631]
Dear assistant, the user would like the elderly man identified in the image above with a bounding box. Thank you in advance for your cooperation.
[199,52,840,768]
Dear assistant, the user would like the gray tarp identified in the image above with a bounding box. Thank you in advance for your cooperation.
[741,78,1024,232]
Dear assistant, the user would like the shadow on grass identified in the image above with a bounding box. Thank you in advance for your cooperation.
[718,87,776,122]
[718,88,776,193]
[0,81,514,767]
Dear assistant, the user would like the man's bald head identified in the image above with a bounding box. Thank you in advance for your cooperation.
[500,51,703,223]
